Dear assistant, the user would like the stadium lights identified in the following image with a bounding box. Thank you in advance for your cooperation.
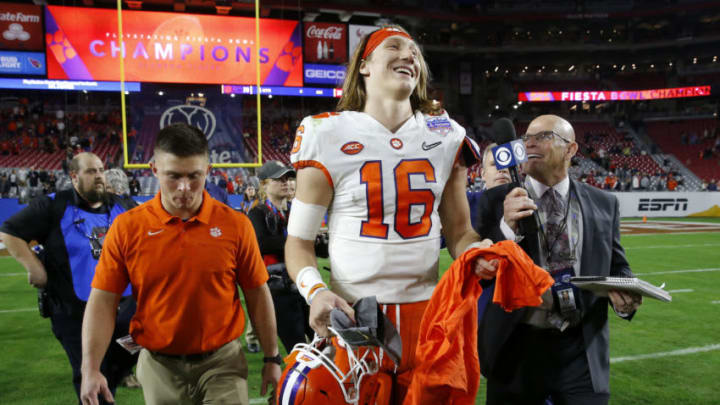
[651,64,655,68]
[158,91,164,96]
[621,65,626,71]
[714,56,718,62]
[568,65,575,72]
[198,93,204,97]
[494,66,499,72]
[495,105,500,110]
[513,105,518,109]
[230,94,235,98]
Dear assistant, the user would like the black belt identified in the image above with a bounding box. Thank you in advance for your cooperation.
[151,349,218,362]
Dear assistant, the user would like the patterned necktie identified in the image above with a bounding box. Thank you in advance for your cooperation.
[539,188,574,271]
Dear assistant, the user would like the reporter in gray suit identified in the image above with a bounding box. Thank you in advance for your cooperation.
[475,115,642,405]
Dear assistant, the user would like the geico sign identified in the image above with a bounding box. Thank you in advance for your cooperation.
[306,69,345,80]
[638,198,688,211]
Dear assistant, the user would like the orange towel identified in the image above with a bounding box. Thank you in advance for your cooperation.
[403,240,553,405]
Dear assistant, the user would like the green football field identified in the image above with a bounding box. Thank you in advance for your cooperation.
[1,218,719,404]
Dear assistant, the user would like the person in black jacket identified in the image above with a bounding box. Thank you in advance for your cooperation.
[0,153,138,404]
[475,115,641,405]
[248,161,316,352]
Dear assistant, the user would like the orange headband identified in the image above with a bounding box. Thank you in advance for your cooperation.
[362,27,413,59]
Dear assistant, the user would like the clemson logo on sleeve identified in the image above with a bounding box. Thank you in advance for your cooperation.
[291,126,304,154]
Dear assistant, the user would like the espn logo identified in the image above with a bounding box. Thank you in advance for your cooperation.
[638,198,688,211]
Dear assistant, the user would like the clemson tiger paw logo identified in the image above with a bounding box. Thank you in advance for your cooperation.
[46,31,76,63]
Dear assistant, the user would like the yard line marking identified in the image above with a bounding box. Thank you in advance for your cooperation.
[611,344,720,364]
[0,308,36,314]
[635,268,720,276]
[624,231,720,236]
[0,273,24,277]
[712,301,720,304]
[667,289,694,293]
[625,243,720,250]
[249,398,270,404]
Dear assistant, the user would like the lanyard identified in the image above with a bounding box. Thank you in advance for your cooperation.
[265,199,286,222]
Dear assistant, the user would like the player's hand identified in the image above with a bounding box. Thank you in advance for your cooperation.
[260,362,281,397]
[474,258,499,280]
[26,263,48,288]
[80,370,114,405]
[502,187,537,233]
[309,290,355,337]
[608,290,642,314]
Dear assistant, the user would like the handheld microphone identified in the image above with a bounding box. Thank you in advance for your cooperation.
[490,118,541,237]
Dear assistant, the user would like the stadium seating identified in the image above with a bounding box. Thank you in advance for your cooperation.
[645,118,720,180]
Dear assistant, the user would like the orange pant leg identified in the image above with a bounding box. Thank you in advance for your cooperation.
[332,301,429,405]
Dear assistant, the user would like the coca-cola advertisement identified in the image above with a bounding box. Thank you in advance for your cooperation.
[303,22,347,64]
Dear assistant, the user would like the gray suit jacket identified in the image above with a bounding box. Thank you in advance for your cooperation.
[475,179,633,394]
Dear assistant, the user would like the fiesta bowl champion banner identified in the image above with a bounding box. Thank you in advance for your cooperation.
[44,6,302,86]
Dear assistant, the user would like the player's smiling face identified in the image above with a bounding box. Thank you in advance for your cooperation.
[360,35,421,99]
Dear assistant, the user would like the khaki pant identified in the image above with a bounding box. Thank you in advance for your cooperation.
[136,338,249,405]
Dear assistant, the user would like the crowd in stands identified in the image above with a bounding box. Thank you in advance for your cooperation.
[1,100,123,160]
[0,167,65,200]
[1,93,718,199]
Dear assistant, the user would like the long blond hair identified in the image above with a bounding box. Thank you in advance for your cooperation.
[336,25,434,114]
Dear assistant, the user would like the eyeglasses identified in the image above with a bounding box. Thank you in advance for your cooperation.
[520,131,571,144]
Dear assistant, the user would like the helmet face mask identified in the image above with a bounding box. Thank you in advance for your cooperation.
[277,331,381,405]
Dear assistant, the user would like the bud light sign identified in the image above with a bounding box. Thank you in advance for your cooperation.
[303,22,347,64]
[304,63,346,85]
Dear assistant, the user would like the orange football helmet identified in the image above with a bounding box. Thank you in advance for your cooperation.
[276,332,385,405]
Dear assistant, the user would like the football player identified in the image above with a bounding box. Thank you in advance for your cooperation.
[284,26,498,404]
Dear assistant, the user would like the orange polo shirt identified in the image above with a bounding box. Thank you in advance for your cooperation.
[93,190,268,354]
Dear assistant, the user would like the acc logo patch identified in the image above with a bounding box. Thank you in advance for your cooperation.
[341,141,364,155]
[390,138,403,150]
[426,117,452,136]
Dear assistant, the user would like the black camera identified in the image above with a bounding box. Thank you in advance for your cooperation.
[37,288,52,318]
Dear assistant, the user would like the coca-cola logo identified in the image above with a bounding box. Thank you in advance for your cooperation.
[306,25,344,40]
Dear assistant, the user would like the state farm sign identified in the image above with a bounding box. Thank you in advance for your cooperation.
[304,22,346,64]
[0,2,43,51]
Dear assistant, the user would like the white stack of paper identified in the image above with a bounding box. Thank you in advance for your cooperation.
[570,276,672,302]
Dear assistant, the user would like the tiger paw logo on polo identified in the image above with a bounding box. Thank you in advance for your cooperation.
[210,227,222,237]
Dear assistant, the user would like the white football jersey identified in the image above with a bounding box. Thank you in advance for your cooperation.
[290,110,479,303]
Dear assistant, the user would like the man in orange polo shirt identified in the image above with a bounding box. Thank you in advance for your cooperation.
[79,123,280,405]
